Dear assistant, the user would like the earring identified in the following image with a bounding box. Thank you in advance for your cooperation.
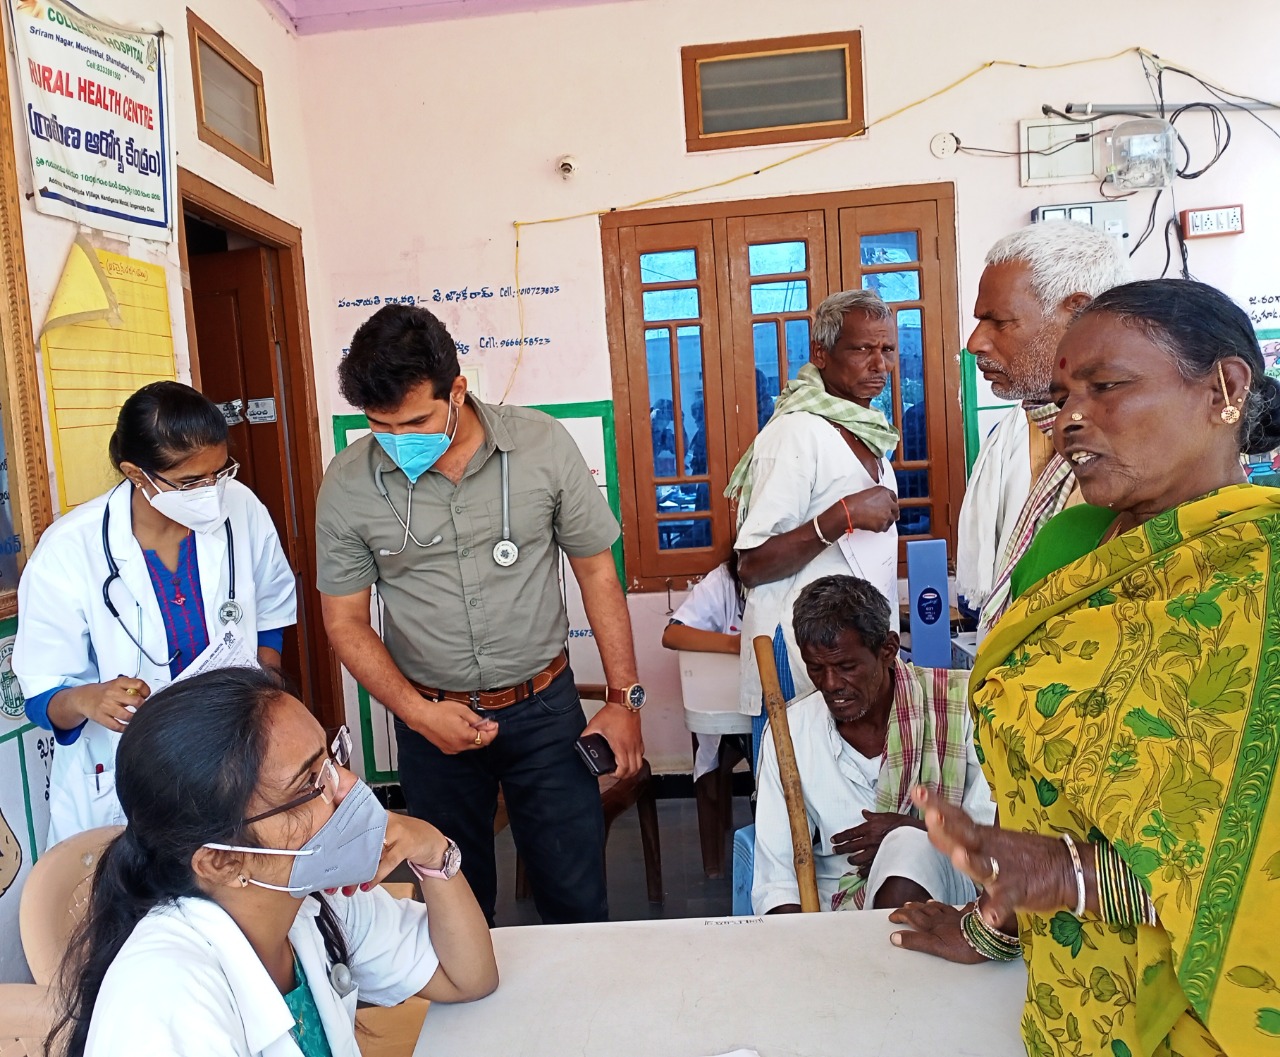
[1218,362,1242,424]
[238,874,249,888]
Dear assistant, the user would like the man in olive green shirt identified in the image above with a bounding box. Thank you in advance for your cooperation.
[317,304,645,925]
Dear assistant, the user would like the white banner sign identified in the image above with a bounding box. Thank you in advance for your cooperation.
[7,0,172,241]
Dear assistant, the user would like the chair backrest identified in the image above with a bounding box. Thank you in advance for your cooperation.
[19,827,122,986]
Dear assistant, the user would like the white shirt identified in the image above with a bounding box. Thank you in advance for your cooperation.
[751,690,994,914]
[13,480,297,846]
[670,562,741,634]
[86,889,439,1057]
[954,406,1031,613]
[734,412,899,714]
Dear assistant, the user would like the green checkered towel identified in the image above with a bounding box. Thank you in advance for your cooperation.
[831,659,972,911]
[725,364,900,526]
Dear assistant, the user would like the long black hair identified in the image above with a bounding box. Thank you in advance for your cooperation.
[1078,279,1280,455]
[47,668,349,1057]
[108,381,228,474]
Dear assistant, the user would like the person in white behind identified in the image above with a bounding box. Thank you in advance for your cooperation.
[753,576,994,915]
[47,666,497,1057]
[727,290,902,730]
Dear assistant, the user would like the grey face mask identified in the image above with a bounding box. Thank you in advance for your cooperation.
[206,780,389,896]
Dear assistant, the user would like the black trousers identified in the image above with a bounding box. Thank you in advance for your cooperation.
[394,665,608,925]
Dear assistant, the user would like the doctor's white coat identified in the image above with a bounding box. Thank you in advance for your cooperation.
[14,480,297,846]
[85,890,440,1057]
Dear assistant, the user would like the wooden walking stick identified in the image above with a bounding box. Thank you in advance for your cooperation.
[754,634,820,913]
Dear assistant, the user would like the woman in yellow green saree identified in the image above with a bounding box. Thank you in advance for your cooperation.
[891,279,1280,1056]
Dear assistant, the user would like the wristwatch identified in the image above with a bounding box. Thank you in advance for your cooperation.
[408,837,462,881]
[606,683,647,712]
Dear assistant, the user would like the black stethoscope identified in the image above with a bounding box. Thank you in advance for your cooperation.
[375,450,519,566]
[101,486,243,668]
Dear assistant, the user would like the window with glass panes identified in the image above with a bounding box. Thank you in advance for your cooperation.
[602,186,963,591]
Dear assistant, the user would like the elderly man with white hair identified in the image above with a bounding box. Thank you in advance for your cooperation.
[726,288,901,733]
[955,222,1130,641]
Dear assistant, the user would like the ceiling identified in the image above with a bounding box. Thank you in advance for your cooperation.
[265,0,628,34]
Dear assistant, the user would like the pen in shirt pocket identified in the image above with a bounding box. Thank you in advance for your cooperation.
[94,763,104,792]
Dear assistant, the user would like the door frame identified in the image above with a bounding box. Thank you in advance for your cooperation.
[176,168,342,728]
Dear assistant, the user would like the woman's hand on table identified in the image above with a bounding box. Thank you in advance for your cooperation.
[888,901,987,963]
[911,785,1083,928]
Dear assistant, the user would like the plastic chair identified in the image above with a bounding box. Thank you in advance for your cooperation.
[20,826,120,987]
[731,824,755,916]
[0,982,57,1057]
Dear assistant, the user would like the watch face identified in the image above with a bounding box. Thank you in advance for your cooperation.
[627,685,647,710]
[443,840,462,878]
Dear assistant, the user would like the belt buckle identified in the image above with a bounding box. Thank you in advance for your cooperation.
[468,689,482,713]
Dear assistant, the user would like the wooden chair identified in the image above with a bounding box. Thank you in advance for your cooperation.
[493,686,664,906]
[499,759,663,905]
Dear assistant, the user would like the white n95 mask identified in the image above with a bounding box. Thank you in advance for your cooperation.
[145,474,228,533]
[206,780,389,896]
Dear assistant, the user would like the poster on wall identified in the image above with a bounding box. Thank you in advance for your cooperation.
[6,0,172,241]
[41,240,177,512]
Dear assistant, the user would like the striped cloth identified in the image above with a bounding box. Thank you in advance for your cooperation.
[725,364,899,527]
[975,403,1075,643]
[831,658,971,911]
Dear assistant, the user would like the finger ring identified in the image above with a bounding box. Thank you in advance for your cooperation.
[985,856,1000,885]
[474,731,484,746]
[124,687,139,696]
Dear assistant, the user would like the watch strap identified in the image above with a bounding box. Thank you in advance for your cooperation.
[408,838,460,881]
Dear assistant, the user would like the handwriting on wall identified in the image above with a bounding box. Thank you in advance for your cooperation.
[335,285,563,359]
[1247,294,1280,326]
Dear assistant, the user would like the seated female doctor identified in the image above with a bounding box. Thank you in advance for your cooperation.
[14,381,297,847]
[48,666,498,1057]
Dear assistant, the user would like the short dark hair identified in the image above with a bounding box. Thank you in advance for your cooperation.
[339,304,460,411]
[108,381,228,474]
[1078,279,1280,455]
[792,575,892,654]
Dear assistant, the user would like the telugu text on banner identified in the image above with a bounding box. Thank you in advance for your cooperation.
[6,0,172,241]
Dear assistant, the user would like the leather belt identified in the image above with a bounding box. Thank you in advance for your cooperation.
[411,650,568,711]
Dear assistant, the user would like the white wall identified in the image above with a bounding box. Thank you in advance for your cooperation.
[296,0,1280,772]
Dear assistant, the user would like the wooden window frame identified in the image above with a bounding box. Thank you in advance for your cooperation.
[187,10,274,183]
[601,184,963,594]
[0,22,54,619]
[681,31,865,153]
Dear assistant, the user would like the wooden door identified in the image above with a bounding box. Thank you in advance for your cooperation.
[188,248,309,694]
[839,201,961,559]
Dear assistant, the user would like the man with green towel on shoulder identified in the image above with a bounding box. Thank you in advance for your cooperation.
[728,289,902,727]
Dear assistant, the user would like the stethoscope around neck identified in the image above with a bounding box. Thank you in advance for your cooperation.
[100,482,243,668]
[374,450,519,566]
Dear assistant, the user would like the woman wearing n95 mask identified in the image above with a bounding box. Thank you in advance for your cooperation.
[47,666,497,1057]
[14,381,297,847]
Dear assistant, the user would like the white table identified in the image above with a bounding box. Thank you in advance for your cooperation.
[417,910,1028,1057]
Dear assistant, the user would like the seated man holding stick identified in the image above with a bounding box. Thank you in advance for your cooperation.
[752,575,994,914]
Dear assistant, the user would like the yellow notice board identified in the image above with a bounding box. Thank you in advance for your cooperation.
[40,241,176,512]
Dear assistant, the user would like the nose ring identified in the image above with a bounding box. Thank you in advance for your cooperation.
[1070,412,1083,422]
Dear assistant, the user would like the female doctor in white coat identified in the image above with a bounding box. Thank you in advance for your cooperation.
[47,666,497,1057]
[15,381,297,846]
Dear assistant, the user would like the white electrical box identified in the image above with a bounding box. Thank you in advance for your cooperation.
[1107,119,1176,190]
[1031,200,1129,248]
[1019,116,1098,186]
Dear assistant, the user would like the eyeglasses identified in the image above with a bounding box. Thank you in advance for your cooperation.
[149,459,240,492]
[245,726,353,824]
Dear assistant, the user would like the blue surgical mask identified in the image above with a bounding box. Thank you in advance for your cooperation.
[373,400,457,483]
[205,779,389,896]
